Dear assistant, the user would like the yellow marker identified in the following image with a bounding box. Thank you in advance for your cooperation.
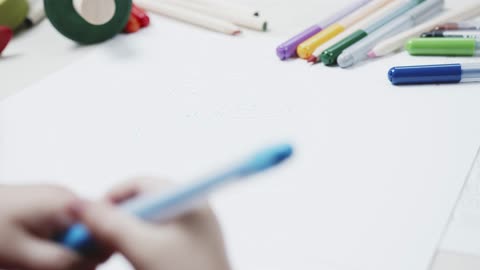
[297,0,394,59]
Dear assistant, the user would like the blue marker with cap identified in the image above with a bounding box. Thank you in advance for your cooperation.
[388,63,480,85]
[58,143,294,254]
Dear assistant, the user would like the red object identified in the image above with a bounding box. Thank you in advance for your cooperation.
[131,4,150,28]
[0,26,13,54]
[123,14,141,33]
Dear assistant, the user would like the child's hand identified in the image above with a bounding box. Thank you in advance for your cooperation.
[0,185,99,270]
[74,178,231,270]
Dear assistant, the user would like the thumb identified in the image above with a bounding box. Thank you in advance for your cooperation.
[74,201,151,259]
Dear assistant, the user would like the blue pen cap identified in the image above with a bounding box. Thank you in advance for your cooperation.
[56,224,97,255]
[388,64,462,85]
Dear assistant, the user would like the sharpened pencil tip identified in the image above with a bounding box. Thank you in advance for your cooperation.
[232,30,242,36]
[367,51,376,58]
[307,56,317,63]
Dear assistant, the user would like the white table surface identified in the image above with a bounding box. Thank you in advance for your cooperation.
[2,0,480,269]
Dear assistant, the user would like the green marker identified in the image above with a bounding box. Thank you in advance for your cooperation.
[406,38,480,56]
[320,0,426,66]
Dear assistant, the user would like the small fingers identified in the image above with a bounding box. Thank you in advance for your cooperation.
[14,185,78,238]
[105,177,174,204]
[15,235,97,270]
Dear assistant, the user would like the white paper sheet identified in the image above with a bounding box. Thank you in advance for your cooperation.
[1,14,480,270]
[440,147,480,255]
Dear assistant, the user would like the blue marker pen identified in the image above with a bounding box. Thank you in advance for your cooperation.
[388,63,480,85]
[57,143,294,254]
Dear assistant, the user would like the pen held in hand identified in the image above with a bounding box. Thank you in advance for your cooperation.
[57,143,294,254]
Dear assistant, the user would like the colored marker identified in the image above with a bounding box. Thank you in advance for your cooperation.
[136,0,242,35]
[0,26,12,54]
[163,0,268,32]
[321,0,426,66]
[308,0,408,63]
[434,21,480,31]
[337,0,443,68]
[406,38,480,56]
[275,0,372,60]
[57,144,294,254]
[421,30,480,39]
[368,3,480,58]
[388,63,480,85]
[296,0,395,59]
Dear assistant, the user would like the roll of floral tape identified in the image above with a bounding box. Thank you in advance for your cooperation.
[44,0,132,44]
[0,0,29,29]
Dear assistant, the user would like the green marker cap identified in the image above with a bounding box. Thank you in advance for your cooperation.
[321,30,368,66]
[406,38,479,56]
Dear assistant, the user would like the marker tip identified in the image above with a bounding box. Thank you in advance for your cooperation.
[307,56,317,63]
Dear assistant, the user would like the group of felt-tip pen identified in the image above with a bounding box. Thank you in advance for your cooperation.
[276,0,480,86]
[389,19,480,85]
[404,20,480,57]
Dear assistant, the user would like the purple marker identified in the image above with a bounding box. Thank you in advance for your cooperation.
[276,0,372,61]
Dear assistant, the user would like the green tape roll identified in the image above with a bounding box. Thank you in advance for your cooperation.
[44,0,132,44]
[0,0,29,29]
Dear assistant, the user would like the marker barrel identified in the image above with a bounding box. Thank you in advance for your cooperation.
[421,30,480,39]
[434,21,480,31]
[388,63,480,85]
[321,30,368,65]
[337,1,443,68]
[389,64,461,85]
[363,0,424,33]
[406,38,480,56]
[296,23,345,59]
